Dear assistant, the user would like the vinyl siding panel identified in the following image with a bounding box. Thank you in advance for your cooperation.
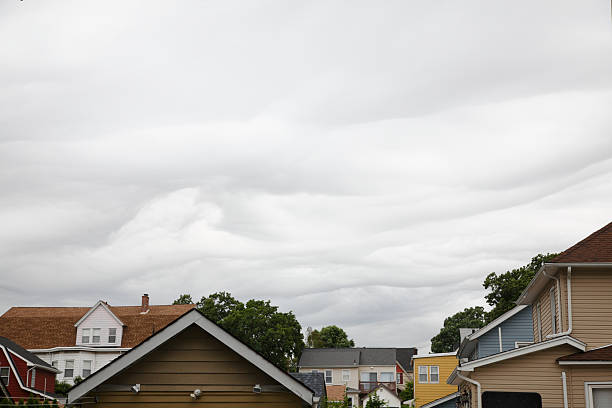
[566,365,612,408]
[76,304,123,347]
[87,324,304,407]
[470,344,578,408]
[568,268,612,349]
[477,306,533,358]
[413,355,458,408]
[533,279,557,342]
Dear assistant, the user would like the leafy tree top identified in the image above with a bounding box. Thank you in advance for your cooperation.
[307,325,355,348]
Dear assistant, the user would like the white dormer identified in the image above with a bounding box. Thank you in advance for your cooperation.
[75,301,124,347]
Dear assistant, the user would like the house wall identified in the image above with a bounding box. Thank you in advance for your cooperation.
[357,365,397,385]
[469,344,578,408]
[35,350,122,384]
[0,349,28,400]
[532,278,558,343]
[413,355,458,408]
[362,386,401,408]
[477,306,533,358]
[566,365,612,408]
[76,305,124,347]
[298,366,360,389]
[87,324,305,407]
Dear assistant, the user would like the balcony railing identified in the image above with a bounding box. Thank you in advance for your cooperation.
[359,381,396,392]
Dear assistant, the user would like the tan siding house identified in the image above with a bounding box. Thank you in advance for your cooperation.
[450,221,612,408]
[68,309,317,408]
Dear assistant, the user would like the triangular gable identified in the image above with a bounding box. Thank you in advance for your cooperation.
[0,344,57,400]
[68,308,314,404]
[74,300,124,327]
[551,221,612,263]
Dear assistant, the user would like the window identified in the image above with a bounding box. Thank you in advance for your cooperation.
[347,397,353,407]
[82,328,90,343]
[325,370,332,384]
[418,366,428,383]
[380,372,394,383]
[92,328,101,343]
[586,382,612,408]
[65,360,74,378]
[108,328,117,343]
[342,369,350,382]
[397,372,403,384]
[30,368,36,387]
[0,367,9,385]
[550,288,557,334]
[82,360,92,377]
[429,366,439,383]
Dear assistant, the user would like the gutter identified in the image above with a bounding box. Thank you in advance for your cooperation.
[457,370,481,408]
[547,267,573,339]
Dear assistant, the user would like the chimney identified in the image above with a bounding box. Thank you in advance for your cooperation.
[141,294,150,313]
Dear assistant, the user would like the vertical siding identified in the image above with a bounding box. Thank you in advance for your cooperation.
[413,355,458,408]
[87,324,305,407]
[76,305,124,347]
[569,268,612,349]
[477,306,533,358]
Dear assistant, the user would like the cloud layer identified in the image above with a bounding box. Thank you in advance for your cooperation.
[1,0,612,352]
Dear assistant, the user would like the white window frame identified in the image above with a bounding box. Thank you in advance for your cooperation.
[429,366,439,384]
[108,328,117,344]
[82,360,92,377]
[65,360,75,378]
[585,381,612,408]
[325,370,332,384]
[92,328,101,344]
[81,328,90,344]
[550,288,557,334]
[0,367,9,385]
[342,369,350,382]
[418,365,428,383]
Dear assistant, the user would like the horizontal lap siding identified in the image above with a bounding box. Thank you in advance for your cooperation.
[570,269,612,349]
[478,306,533,358]
[566,365,612,408]
[413,355,458,408]
[90,325,303,407]
[472,345,577,408]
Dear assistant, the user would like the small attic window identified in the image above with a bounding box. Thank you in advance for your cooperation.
[82,328,90,343]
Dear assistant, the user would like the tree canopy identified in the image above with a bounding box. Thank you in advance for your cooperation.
[174,292,304,370]
[307,325,355,348]
[430,306,487,353]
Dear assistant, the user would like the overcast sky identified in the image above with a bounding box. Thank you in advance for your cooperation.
[1,0,612,353]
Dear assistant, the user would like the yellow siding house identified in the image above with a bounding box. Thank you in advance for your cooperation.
[412,352,457,408]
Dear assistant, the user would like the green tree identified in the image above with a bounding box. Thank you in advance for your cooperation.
[54,381,71,396]
[430,306,487,353]
[177,292,304,371]
[365,392,388,408]
[483,253,557,322]
[172,294,194,305]
[398,381,414,402]
[307,325,354,348]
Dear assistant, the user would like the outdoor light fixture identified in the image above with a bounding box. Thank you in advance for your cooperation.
[131,384,141,394]
[190,389,202,399]
[253,384,262,394]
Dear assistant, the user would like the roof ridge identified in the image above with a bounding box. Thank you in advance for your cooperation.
[551,221,612,262]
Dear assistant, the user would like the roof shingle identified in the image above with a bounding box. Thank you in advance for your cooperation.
[558,344,612,362]
[551,221,612,263]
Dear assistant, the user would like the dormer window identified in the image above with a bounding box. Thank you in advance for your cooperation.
[82,328,90,343]
[109,328,117,344]
[92,328,101,343]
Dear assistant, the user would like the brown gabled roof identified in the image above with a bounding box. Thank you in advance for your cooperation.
[558,344,612,362]
[551,221,612,263]
[0,304,194,349]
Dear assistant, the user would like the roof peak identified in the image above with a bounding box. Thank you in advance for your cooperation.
[551,220,612,263]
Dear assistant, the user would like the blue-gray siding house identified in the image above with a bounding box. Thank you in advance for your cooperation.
[458,305,533,362]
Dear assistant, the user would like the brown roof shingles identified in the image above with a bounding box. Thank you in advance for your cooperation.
[0,304,194,349]
[326,385,347,401]
[551,221,612,263]
[558,345,612,362]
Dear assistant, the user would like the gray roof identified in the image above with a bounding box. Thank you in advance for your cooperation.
[290,372,326,398]
[0,336,57,372]
[299,347,418,369]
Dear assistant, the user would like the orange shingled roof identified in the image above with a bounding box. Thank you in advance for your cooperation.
[0,304,194,349]
[326,385,347,401]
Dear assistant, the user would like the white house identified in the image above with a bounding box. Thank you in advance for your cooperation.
[362,384,402,408]
[0,294,194,384]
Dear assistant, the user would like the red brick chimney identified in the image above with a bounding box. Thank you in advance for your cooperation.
[141,293,150,313]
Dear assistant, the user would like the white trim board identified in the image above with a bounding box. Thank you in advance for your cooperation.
[421,392,459,408]
[74,300,125,328]
[458,336,586,371]
[584,381,612,408]
[68,309,314,405]
[29,346,130,353]
[559,361,612,365]
[7,349,61,374]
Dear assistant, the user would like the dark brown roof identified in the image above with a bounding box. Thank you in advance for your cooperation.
[0,304,194,349]
[558,344,612,362]
[551,221,612,263]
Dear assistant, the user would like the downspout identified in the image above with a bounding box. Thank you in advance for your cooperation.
[542,269,562,333]
[457,371,481,408]
[498,327,503,353]
[561,371,569,408]
[547,267,573,339]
